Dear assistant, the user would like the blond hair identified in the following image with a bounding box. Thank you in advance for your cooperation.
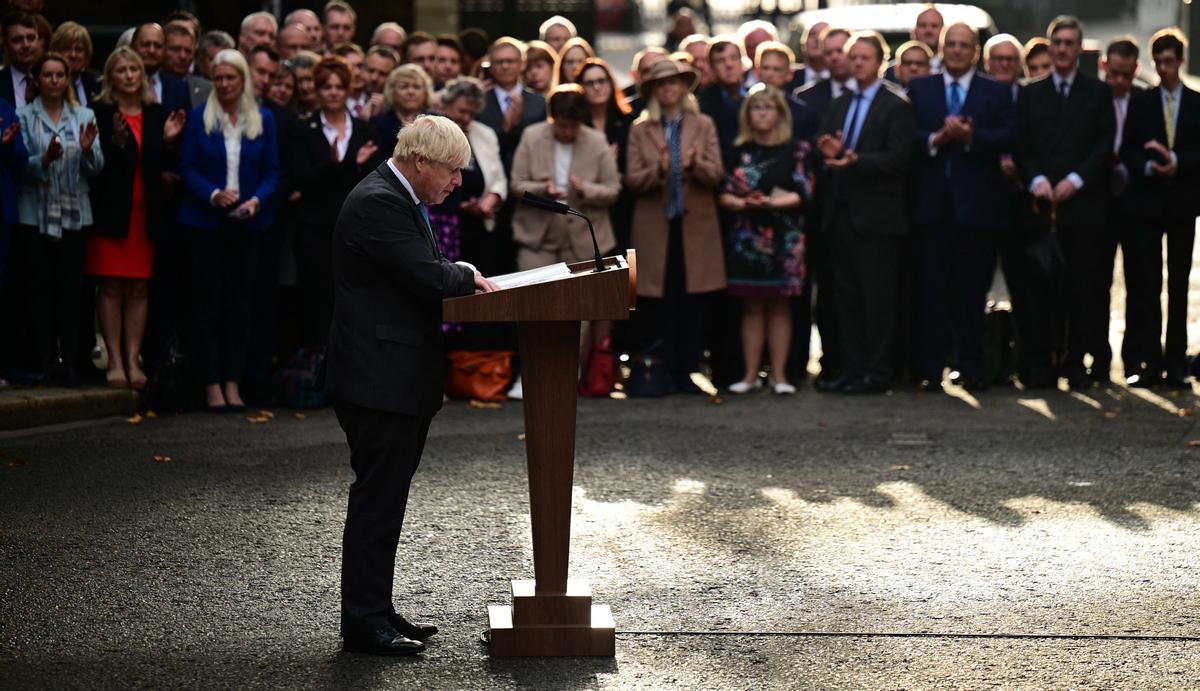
[96,47,155,105]
[204,49,264,139]
[635,90,698,125]
[734,83,791,146]
[392,114,471,169]
[50,21,93,70]
[384,63,434,114]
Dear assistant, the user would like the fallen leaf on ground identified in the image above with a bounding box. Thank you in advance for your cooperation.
[468,400,501,409]
[517,433,526,441]
[152,455,171,463]
[126,414,143,425]
[294,413,306,420]
[890,464,913,471]
[9,457,27,467]
[1178,409,1194,418]
[1102,410,1119,419]
[708,395,724,405]
[1188,439,1200,447]
[256,410,275,419]
[246,415,271,424]
[144,411,158,419]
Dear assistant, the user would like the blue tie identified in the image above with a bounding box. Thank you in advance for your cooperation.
[948,82,963,116]
[417,202,434,240]
[845,93,864,150]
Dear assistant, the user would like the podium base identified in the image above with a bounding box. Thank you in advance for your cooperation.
[487,604,616,657]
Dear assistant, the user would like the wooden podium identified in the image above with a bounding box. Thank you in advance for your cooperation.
[443,253,636,657]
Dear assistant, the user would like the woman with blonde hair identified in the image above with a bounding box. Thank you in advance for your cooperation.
[85,47,185,389]
[625,59,724,394]
[177,48,280,412]
[718,84,808,395]
[371,63,433,142]
[551,37,595,88]
[16,52,103,385]
[50,21,97,106]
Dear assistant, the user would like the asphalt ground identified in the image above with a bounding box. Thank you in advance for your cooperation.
[2,381,1199,689]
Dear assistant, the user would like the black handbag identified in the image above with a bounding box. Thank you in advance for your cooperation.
[143,334,202,412]
[624,341,672,398]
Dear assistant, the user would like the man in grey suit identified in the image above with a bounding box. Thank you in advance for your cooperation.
[816,31,916,393]
[325,116,499,655]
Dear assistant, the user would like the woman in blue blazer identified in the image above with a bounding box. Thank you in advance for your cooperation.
[177,49,280,412]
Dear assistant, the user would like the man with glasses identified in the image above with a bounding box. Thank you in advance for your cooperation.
[1121,28,1200,388]
[1016,16,1115,390]
[893,40,933,93]
[476,37,547,175]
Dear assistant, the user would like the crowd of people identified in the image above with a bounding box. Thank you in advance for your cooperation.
[0,1,1195,409]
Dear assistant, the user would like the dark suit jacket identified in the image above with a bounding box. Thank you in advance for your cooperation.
[156,71,192,114]
[292,112,382,228]
[475,86,546,173]
[262,100,297,202]
[818,81,916,236]
[789,95,820,143]
[324,162,476,416]
[793,78,836,120]
[89,102,172,240]
[0,97,26,227]
[697,83,743,157]
[1016,71,1115,228]
[909,72,1015,229]
[1121,83,1200,223]
[0,66,19,108]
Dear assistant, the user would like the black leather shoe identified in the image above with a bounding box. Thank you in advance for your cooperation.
[842,377,889,394]
[388,614,438,641]
[343,626,425,656]
[1163,371,1191,390]
[960,377,989,393]
[815,374,851,393]
[918,379,942,392]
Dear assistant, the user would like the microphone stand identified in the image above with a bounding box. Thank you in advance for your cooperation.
[520,193,608,273]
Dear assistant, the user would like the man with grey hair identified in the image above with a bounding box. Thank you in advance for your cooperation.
[197,30,234,78]
[238,11,278,54]
[326,115,498,656]
[371,21,406,53]
[284,8,323,51]
[277,23,310,60]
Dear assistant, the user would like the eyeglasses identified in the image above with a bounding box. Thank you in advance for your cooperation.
[900,60,929,68]
[988,55,1018,63]
[581,78,609,89]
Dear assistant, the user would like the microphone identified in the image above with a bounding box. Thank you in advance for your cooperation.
[520,192,607,273]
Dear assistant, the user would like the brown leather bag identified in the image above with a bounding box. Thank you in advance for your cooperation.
[445,350,513,402]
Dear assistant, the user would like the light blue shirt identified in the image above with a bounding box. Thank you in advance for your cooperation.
[16,98,103,233]
[841,78,883,150]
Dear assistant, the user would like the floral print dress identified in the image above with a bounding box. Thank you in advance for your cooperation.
[722,140,809,298]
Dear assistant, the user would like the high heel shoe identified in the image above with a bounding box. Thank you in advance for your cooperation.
[770,381,797,395]
[127,366,148,391]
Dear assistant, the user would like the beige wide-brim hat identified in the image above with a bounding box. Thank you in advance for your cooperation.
[638,59,699,100]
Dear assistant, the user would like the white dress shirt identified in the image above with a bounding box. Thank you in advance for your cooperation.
[830,77,857,100]
[928,69,975,155]
[223,120,243,196]
[385,158,478,273]
[320,111,352,162]
[151,71,163,104]
[553,140,572,190]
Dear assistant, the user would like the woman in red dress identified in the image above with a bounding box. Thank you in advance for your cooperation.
[85,47,185,388]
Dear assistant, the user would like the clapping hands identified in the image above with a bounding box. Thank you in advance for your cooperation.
[163,110,186,143]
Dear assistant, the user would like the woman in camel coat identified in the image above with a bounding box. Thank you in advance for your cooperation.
[625,59,724,393]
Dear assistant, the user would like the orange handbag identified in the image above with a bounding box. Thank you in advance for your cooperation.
[445,350,513,402]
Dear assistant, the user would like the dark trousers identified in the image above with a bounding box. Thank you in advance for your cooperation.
[919,206,992,381]
[785,270,813,381]
[187,222,259,385]
[245,219,286,400]
[656,217,704,386]
[1059,223,1115,376]
[18,225,86,373]
[807,226,842,377]
[294,222,335,348]
[334,400,431,635]
[1123,218,1195,375]
[832,208,902,383]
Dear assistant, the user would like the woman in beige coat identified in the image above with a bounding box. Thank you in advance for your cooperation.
[625,59,725,393]
[510,84,621,394]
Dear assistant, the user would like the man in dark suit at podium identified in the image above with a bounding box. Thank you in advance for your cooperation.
[325,115,498,655]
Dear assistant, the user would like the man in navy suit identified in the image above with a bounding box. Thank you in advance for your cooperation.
[1121,28,1200,388]
[1017,16,1116,390]
[909,23,1016,390]
[0,12,42,110]
[475,37,547,176]
[133,23,191,113]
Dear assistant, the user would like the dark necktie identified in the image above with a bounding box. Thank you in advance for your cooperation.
[1059,80,1069,99]
[416,201,434,241]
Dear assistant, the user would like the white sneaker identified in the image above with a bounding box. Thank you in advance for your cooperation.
[507,377,524,400]
[771,382,797,395]
[728,379,763,394]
